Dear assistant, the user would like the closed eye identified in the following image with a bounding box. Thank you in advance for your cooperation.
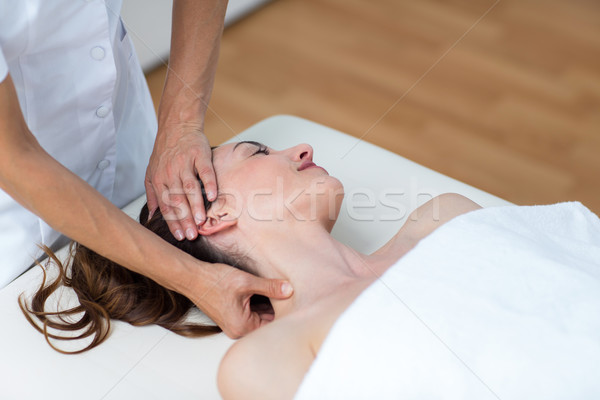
[251,145,270,156]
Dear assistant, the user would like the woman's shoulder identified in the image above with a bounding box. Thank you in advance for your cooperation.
[218,283,369,400]
[373,193,482,258]
[218,315,314,400]
[405,193,482,238]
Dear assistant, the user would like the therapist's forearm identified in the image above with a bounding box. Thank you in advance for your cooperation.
[158,0,228,130]
[6,152,202,291]
[0,77,214,298]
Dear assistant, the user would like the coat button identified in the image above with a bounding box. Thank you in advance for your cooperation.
[90,46,105,60]
[96,106,110,118]
[97,159,111,170]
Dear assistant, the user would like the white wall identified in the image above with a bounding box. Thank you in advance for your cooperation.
[121,0,273,71]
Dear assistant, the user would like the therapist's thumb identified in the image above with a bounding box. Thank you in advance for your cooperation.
[250,278,294,300]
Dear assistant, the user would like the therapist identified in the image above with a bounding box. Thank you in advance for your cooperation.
[0,0,292,338]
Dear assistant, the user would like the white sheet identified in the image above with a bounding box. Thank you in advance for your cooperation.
[294,202,600,399]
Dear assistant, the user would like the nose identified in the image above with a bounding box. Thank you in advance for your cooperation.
[289,143,313,162]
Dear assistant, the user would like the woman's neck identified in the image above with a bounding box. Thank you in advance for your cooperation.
[239,223,389,319]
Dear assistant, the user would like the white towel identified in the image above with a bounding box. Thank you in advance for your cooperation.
[294,202,600,400]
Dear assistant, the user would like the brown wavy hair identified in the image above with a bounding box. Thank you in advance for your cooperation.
[19,195,249,354]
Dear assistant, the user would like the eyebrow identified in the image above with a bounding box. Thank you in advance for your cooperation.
[232,140,264,153]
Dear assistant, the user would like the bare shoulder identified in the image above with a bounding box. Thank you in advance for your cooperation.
[405,193,482,240]
[218,317,314,400]
[217,336,260,400]
[373,193,481,258]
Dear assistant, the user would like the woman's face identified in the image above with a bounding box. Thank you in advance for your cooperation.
[209,141,344,230]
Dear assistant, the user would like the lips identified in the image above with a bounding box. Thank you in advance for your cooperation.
[298,161,317,171]
[298,160,328,174]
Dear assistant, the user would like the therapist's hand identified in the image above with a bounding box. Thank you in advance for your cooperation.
[195,263,294,339]
[145,122,217,242]
[148,0,227,241]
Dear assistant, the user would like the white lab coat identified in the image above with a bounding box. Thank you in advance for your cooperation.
[0,0,157,288]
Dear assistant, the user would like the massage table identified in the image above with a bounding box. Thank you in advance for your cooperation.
[0,115,511,399]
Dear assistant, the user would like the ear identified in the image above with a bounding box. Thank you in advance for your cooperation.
[197,210,238,236]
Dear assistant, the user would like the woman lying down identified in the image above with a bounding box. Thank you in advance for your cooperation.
[21,141,600,399]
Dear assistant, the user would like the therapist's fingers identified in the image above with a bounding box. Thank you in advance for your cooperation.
[250,297,275,327]
[195,158,217,203]
[200,267,293,338]
[144,179,159,221]
[179,169,205,238]
[180,169,207,228]
[157,183,187,241]
[239,278,291,332]
[247,276,294,301]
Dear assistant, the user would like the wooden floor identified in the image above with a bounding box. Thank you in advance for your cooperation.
[146,0,600,214]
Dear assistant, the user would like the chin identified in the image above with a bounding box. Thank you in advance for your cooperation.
[317,177,344,231]
[316,174,343,192]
